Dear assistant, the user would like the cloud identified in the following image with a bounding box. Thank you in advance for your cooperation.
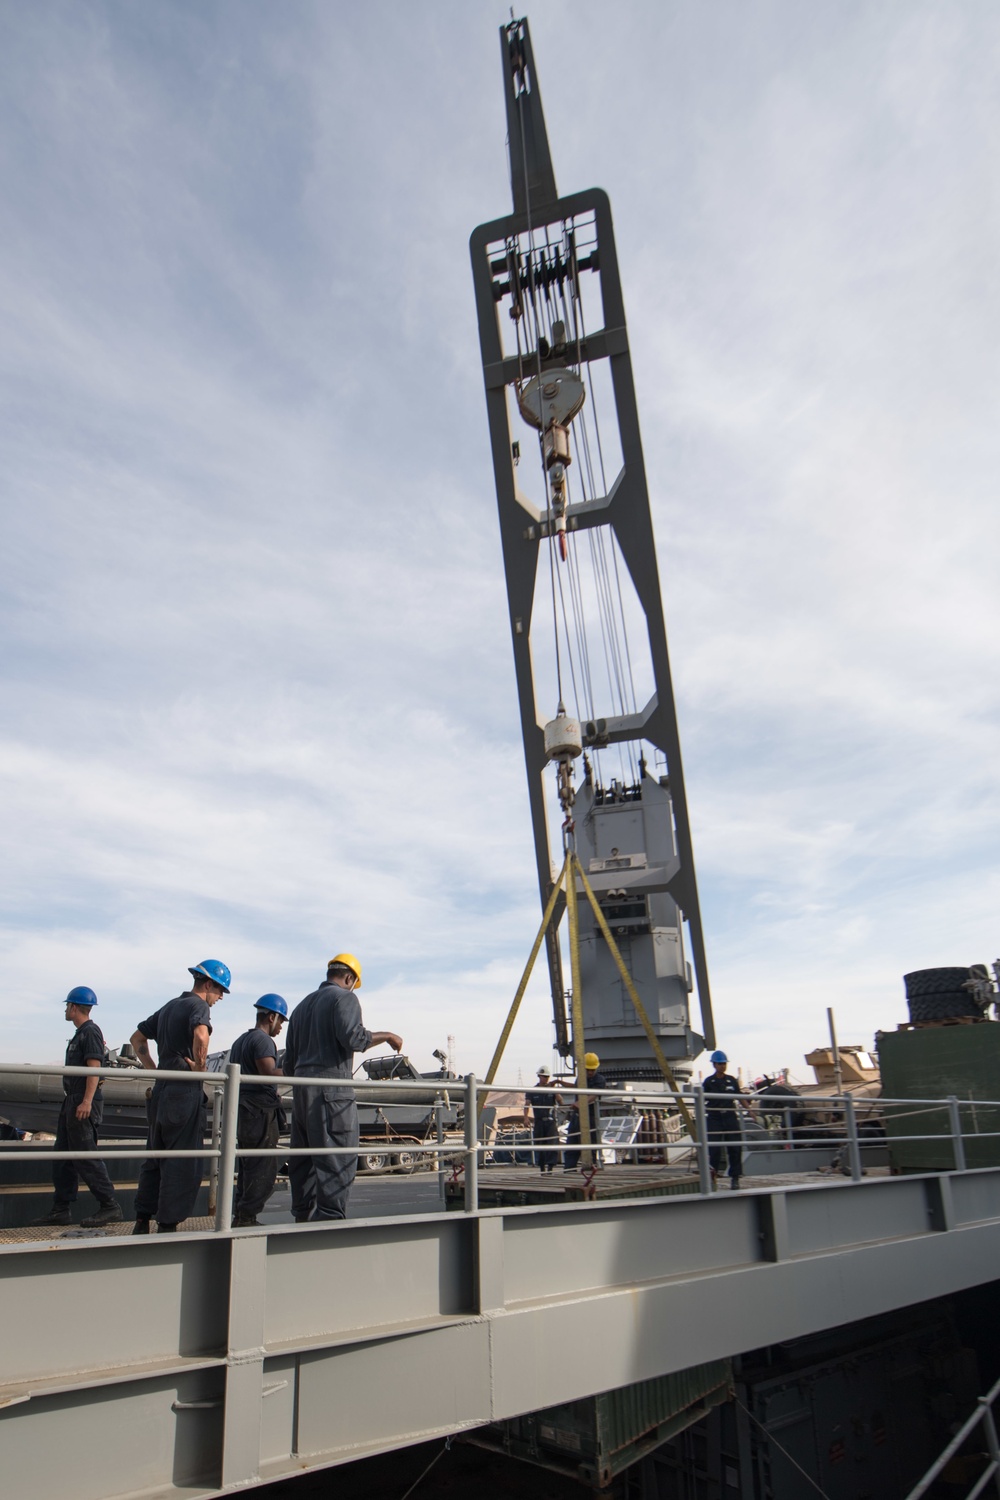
[1,1,998,1092]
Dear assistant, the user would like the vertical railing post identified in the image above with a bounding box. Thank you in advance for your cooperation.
[843,1094,863,1182]
[694,1086,712,1195]
[207,1084,223,1216]
[783,1107,792,1151]
[434,1096,446,1210]
[214,1063,241,1232]
[947,1095,967,1173]
[464,1073,478,1213]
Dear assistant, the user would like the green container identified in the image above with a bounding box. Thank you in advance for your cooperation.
[877,1022,1000,1172]
[490,1358,732,1486]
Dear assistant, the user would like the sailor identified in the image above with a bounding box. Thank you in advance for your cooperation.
[31,988,122,1228]
[524,1065,559,1173]
[564,1051,607,1172]
[702,1050,751,1191]
[283,953,402,1221]
[129,959,230,1233]
[230,994,288,1228]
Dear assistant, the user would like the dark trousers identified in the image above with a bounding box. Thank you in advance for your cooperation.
[532,1111,559,1172]
[289,1077,358,1221]
[708,1123,742,1183]
[52,1097,116,1208]
[234,1100,280,1219]
[134,1080,205,1226]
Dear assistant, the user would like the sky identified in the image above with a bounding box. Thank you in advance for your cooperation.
[1,1,998,1088]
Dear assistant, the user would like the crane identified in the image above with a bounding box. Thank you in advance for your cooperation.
[470,17,715,1083]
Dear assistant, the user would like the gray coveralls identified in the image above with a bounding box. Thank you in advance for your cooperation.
[283,980,371,1221]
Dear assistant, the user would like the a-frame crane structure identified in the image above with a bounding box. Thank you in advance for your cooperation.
[470,17,715,1080]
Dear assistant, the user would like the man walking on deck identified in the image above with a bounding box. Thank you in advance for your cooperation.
[525,1065,559,1172]
[284,953,402,1221]
[230,994,288,1227]
[130,959,230,1233]
[31,988,122,1228]
[703,1050,751,1191]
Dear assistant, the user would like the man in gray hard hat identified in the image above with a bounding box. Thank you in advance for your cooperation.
[524,1065,559,1173]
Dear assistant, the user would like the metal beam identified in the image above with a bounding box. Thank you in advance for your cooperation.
[4,1169,1000,1497]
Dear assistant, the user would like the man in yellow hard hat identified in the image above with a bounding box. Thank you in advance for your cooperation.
[564,1051,607,1172]
[283,953,403,1221]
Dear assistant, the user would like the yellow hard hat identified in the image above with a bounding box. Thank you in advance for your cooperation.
[328,952,362,987]
[584,1051,600,1071]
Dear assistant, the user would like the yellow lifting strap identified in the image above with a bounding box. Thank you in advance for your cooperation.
[565,845,593,1155]
[479,853,568,1115]
[572,854,697,1140]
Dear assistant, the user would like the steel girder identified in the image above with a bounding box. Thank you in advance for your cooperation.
[3,1169,1000,1497]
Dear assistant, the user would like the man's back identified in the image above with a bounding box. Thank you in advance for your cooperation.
[230,1028,280,1107]
[137,993,212,1071]
[284,981,371,1077]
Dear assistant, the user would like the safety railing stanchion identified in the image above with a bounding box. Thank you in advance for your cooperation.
[694,1086,712,1195]
[948,1095,967,1173]
[207,1084,223,1216]
[214,1063,241,1232]
[843,1094,863,1182]
[464,1073,478,1214]
[434,1097,446,1210]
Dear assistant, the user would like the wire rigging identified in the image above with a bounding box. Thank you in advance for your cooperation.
[502,107,646,794]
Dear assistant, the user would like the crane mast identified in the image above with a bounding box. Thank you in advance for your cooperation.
[470,17,715,1080]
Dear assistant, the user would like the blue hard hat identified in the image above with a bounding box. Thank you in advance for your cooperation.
[66,986,97,1007]
[254,993,288,1019]
[710,1050,728,1065]
[188,959,231,993]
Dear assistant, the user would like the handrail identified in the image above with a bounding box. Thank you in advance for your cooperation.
[904,1373,1000,1499]
[2,1055,1000,1229]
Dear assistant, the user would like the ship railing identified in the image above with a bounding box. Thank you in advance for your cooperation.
[2,1062,999,1228]
[903,1371,1000,1499]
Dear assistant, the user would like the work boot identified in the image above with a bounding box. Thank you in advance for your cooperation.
[30,1208,71,1227]
[231,1214,260,1228]
[157,1222,178,1233]
[730,1177,741,1191]
[82,1200,123,1228]
[132,1217,151,1235]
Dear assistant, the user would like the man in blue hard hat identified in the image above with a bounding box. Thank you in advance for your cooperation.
[31,988,123,1228]
[129,960,230,1233]
[702,1050,752,1191]
[229,994,288,1228]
